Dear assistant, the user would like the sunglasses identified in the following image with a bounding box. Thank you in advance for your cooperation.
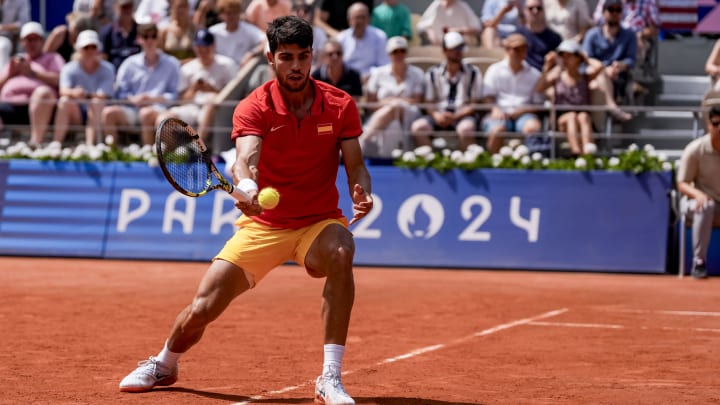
[391,49,407,55]
[326,51,342,57]
[606,7,623,13]
[710,120,720,127]
[141,34,158,40]
[527,5,543,11]
[82,45,98,50]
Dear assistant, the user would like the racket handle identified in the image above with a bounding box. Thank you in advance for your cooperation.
[229,186,251,202]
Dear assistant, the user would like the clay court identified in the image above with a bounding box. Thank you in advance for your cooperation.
[2,256,719,404]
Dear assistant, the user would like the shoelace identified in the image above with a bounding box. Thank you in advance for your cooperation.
[136,358,159,375]
[322,369,344,389]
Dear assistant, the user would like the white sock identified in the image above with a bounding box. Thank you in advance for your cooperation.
[323,344,345,375]
[156,341,182,368]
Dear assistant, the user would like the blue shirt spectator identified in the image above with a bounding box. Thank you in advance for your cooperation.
[114,51,180,101]
[582,24,636,68]
[60,59,116,97]
[517,26,562,72]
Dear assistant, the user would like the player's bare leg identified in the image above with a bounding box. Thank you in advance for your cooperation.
[119,259,251,392]
[305,223,356,404]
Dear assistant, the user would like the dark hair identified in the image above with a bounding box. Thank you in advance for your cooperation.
[708,105,720,119]
[137,23,158,37]
[266,15,313,55]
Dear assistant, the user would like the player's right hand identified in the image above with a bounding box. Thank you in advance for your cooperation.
[235,193,262,216]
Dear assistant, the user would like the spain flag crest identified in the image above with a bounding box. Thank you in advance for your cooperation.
[317,123,333,135]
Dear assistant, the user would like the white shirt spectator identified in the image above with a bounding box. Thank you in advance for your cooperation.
[134,0,169,24]
[543,0,592,40]
[483,59,543,113]
[367,63,425,101]
[209,21,265,65]
[417,0,481,45]
[336,25,389,78]
[178,53,237,104]
[425,63,483,112]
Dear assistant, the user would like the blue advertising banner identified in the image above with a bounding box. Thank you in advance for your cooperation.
[0,161,673,273]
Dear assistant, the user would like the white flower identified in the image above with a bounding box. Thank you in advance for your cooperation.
[643,144,655,152]
[628,143,639,152]
[0,149,5,157]
[583,142,597,155]
[514,144,529,157]
[105,135,114,145]
[401,151,416,162]
[0,138,9,147]
[499,146,513,157]
[491,154,503,167]
[508,139,522,149]
[467,144,484,154]
[49,148,61,159]
[662,161,673,171]
[609,157,620,166]
[595,158,604,168]
[147,156,159,167]
[462,151,478,163]
[542,158,549,166]
[431,137,447,149]
[647,149,657,158]
[423,152,436,161]
[520,155,531,165]
[442,148,451,157]
[531,152,543,161]
[89,148,103,160]
[450,150,464,163]
[48,141,62,150]
[413,145,432,156]
[61,148,72,160]
[391,149,403,159]
[657,152,667,162]
[574,157,587,169]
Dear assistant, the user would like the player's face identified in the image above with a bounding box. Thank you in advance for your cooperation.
[270,44,313,93]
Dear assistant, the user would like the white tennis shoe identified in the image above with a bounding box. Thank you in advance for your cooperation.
[119,356,178,392]
[314,367,355,405]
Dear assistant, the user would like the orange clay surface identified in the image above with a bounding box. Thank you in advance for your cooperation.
[2,256,720,404]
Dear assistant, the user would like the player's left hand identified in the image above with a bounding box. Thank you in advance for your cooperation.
[349,184,373,225]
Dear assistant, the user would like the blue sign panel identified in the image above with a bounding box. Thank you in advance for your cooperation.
[0,160,114,257]
[337,168,672,273]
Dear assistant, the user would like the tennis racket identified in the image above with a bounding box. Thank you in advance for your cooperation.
[155,117,251,202]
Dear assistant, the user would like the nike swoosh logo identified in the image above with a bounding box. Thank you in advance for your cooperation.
[270,125,286,132]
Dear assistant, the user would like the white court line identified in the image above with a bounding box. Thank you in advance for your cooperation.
[231,307,568,405]
[614,309,720,317]
[528,321,720,334]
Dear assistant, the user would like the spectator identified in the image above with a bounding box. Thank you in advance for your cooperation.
[157,29,236,146]
[208,0,265,66]
[53,30,115,145]
[543,0,592,42]
[676,105,720,279]
[417,0,482,47]
[44,12,99,62]
[0,0,32,70]
[311,39,362,99]
[582,0,636,111]
[481,0,523,48]
[371,0,413,40]
[335,2,388,80]
[410,32,483,151]
[102,23,180,145]
[134,0,169,25]
[158,0,196,63]
[0,22,64,146]
[291,0,326,69]
[99,0,141,70]
[516,0,562,72]
[245,0,293,33]
[482,33,543,154]
[706,39,720,92]
[315,0,373,38]
[193,0,221,29]
[361,36,424,157]
[535,39,603,156]
[73,0,114,26]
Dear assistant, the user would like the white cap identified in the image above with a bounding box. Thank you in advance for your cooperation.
[20,21,45,39]
[556,38,582,55]
[386,36,408,54]
[443,31,465,49]
[75,30,101,51]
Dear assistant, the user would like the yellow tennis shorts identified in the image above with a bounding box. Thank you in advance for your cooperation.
[214,216,348,285]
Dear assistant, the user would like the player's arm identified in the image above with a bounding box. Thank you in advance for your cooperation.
[232,134,263,215]
[340,137,373,225]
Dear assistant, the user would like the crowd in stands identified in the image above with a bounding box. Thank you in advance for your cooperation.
[0,0,683,159]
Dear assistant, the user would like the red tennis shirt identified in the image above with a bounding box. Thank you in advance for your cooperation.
[231,77,363,229]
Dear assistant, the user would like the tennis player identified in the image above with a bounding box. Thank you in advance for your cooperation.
[119,15,373,405]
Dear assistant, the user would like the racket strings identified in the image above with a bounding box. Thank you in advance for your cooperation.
[158,123,212,195]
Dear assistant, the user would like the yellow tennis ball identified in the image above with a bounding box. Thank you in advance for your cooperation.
[258,187,280,210]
